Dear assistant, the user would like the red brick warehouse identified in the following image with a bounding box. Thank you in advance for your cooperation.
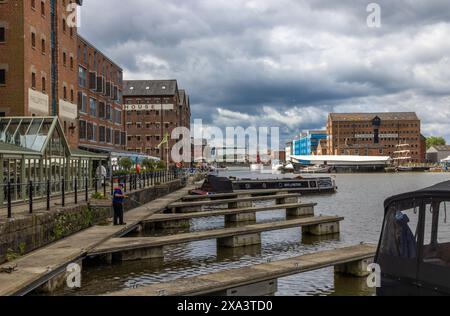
[123,80,191,164]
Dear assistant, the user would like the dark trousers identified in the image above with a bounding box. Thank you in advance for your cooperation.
[113,203,124,225]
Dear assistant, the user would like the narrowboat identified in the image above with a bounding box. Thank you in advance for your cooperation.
[375,181,450,296]
[232,176,336,193]
[190,175,337,195]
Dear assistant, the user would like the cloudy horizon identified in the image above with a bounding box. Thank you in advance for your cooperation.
[79,0,450,143]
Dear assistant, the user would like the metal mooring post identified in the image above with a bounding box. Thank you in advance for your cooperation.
[46,179,51,211]
[85,177,88,202]
[29,181,33,214]
[62,178,65,207]
[7,181,12,219]
[103,176,107,197]
[74,178,78,205]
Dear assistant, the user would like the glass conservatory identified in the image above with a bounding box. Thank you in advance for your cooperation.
[0,117,108,204]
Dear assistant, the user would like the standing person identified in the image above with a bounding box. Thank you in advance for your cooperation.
[112,183,126,226]
[96,164,107,188]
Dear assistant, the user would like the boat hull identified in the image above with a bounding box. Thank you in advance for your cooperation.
[232,177,336,193]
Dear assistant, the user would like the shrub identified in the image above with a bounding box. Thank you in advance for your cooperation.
[118,157,133,170]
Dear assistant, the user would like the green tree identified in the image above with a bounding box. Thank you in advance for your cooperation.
[426,136,446,150]
[142,158,156,170]
[118,157,133,170]
[157,160,166,170]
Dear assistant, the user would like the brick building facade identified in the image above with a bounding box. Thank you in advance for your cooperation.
[327,112,426,163]
[123,80,191,163]
[77,36,125,152]
[0,0,81,148]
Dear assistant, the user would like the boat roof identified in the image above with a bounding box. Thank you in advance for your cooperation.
[384,181,450,209]
[291,155,391,164]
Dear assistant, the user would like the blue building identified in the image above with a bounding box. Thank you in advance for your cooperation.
[292,130,327,156]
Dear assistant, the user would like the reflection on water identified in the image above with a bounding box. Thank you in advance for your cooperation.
[51,171,450,296]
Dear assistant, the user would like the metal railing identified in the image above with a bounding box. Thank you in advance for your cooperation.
[1,169,184,219]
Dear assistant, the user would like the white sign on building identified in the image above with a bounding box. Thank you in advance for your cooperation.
[59,99,78,120]
[28,89,49,116]
[355,134,399,139]
[124,104,174,111]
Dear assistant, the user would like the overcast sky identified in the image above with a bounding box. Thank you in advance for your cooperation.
[79,0,450,143]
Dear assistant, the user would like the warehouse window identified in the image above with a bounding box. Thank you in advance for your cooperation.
[79,120,86,140]
[31,32,36,48]
[31,72,36,89]
[99,126,106,143]
[89,98,97,117]
[106,128,112,144]
[40,1,45,17]
[41,77,46,93]
[87,123,93,140]
[0,69,5,85]
[0,27,5,43]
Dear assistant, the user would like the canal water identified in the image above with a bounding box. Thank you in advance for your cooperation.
[53,170,449,296]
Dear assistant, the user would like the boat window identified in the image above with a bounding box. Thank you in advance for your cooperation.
[423,200,450,267]
[379,205,419,259]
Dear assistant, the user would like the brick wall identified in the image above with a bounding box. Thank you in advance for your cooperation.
[77,36,125,151]
[0,0,25,116]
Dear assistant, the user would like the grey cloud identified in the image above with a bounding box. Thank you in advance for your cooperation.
[79,0,450,143]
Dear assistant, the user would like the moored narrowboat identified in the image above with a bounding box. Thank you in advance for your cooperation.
[375,181,450,296]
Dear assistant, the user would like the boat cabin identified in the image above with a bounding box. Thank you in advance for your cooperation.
[376,181,450,296]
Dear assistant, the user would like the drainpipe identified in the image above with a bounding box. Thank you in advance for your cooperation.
[50,0,58,116]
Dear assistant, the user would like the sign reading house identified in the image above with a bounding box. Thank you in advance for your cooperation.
[124,104,174,111]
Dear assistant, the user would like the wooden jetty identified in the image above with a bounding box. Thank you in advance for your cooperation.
[168,193,302,213]
[88,216,344,261]
[105,244,377,296]
[182,189,315,202]
[143,202,317,229]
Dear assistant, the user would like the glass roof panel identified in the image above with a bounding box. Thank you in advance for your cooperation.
[30,119,53,152]
[0,119,9,142]
[4,119,21,144]
[16,120,32,147]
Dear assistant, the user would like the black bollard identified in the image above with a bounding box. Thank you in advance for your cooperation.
[7,181,12,219]
[74,178,78,205]
[29,181,33,214]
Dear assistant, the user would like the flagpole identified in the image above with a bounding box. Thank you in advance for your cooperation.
[166,140,169,172]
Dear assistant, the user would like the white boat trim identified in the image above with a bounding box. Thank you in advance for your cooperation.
[291,155,392,166]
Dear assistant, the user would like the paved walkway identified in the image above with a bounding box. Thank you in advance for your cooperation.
[0,184,194,296]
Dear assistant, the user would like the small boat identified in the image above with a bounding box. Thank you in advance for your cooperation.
[397,166,431,172]
[298,165,332,174]
[384,167,398,173]
[375,181,450,296]
[190,175,234,195]
[429,167,445,173]
[250,164,264,171]
[284,163,295,171]
[271,160,284,171]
